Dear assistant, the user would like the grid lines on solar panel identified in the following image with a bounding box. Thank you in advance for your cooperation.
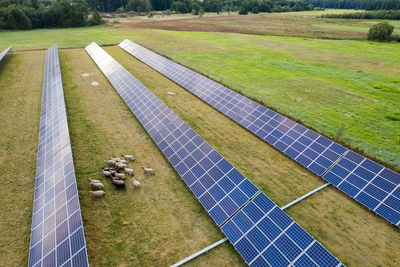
[323,151,400,227]
[87,42,342,266]
[28,45,89,267]
[221,193,342,267]
[118,40,348,178]
[0,45,12,63]
[118,39,400,228]
[85,42,259,227]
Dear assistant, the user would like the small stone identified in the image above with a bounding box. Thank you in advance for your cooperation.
[344,113,352,118]
[81,73,90,77]
[122,222,129,226]
[90,81,99,86]
[167,92,176,95]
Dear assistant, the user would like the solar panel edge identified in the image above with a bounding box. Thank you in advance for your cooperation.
[119,39,400,229]
[0,45,13,65]
[221,192,343,267]
[118,40,348,176]
[28,45,89,267]
[86,42,342,266]
[84,42,259,228]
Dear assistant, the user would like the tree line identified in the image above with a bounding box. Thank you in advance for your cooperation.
[0,0,104,29]
[94,0,314,14]
[322,10,400,20]
[304,0,400,10]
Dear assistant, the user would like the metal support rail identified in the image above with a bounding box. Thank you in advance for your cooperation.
[171,182,331,267]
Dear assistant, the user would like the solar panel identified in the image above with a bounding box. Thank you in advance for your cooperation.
[85,42,258,226]
[119,40,348,177]
[85,42,342,265]
[28,45,89,267]
[118,39,400,228]
[0,45,12,64]
[323,151,400,227]
[222,193,342,267]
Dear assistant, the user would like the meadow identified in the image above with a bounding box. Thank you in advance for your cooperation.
[0,10,399,267]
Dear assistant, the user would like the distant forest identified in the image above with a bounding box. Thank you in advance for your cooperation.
[0,0,315,29]
[87,0,313,14]
[304,0,400,10]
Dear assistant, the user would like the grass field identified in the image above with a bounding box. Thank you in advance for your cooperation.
[124,30,400,168]
[1,46,399,267]
[119,11,400,39]
[0,51,44,266]
[1,14,399,168]
[0,10,399,267]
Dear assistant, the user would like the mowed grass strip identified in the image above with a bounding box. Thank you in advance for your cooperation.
[0,51,44,266]
[108,45,400,267]
[59,49,244,266]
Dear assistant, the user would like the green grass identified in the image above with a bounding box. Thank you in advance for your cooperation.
[1,14,400,266]
[120,30,400,168]
[1,46,400,267]
[0,51,44,266]
[107,45,400,266]
[1,23,398,167]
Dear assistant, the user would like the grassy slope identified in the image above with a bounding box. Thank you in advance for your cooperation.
[107,46,400,266]
[0,51,44,265]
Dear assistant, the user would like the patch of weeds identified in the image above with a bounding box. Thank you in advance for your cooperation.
[385,114,400,121]
[369,82,400,93]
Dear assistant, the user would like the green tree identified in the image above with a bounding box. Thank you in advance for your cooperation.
[89,9,104,25]
[368,21,395,41]
[7,6,31,29]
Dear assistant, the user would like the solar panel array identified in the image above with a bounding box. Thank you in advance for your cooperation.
[324,151,400,226]
[0,45,12,64]
[119,39,400,228]
[119,40,347,177]
[29,45,89,267]
[222,193,342,266]
[85,42,342,266]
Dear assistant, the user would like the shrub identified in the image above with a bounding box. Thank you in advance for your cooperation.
[367,21,395,42]
[252,7,259,14]
[191,8,197,15]
[198,8,204,17]
[147,11,153,18]
[7,6,32,29]
[89,10,104,26]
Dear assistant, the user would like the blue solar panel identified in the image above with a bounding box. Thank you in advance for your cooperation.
[222,193,341,266]
[85,42,258,227]
[323,151,400,227]
[119,39,400,228]
[0,45,12,64]
[86,42,342,265]
[119,40,348,178]
[29,45,89,267]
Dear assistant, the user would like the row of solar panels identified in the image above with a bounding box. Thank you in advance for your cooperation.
[0,45,12,65]
[86,42,343,266]
[29,45,89,267]
[119,39,400,228]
